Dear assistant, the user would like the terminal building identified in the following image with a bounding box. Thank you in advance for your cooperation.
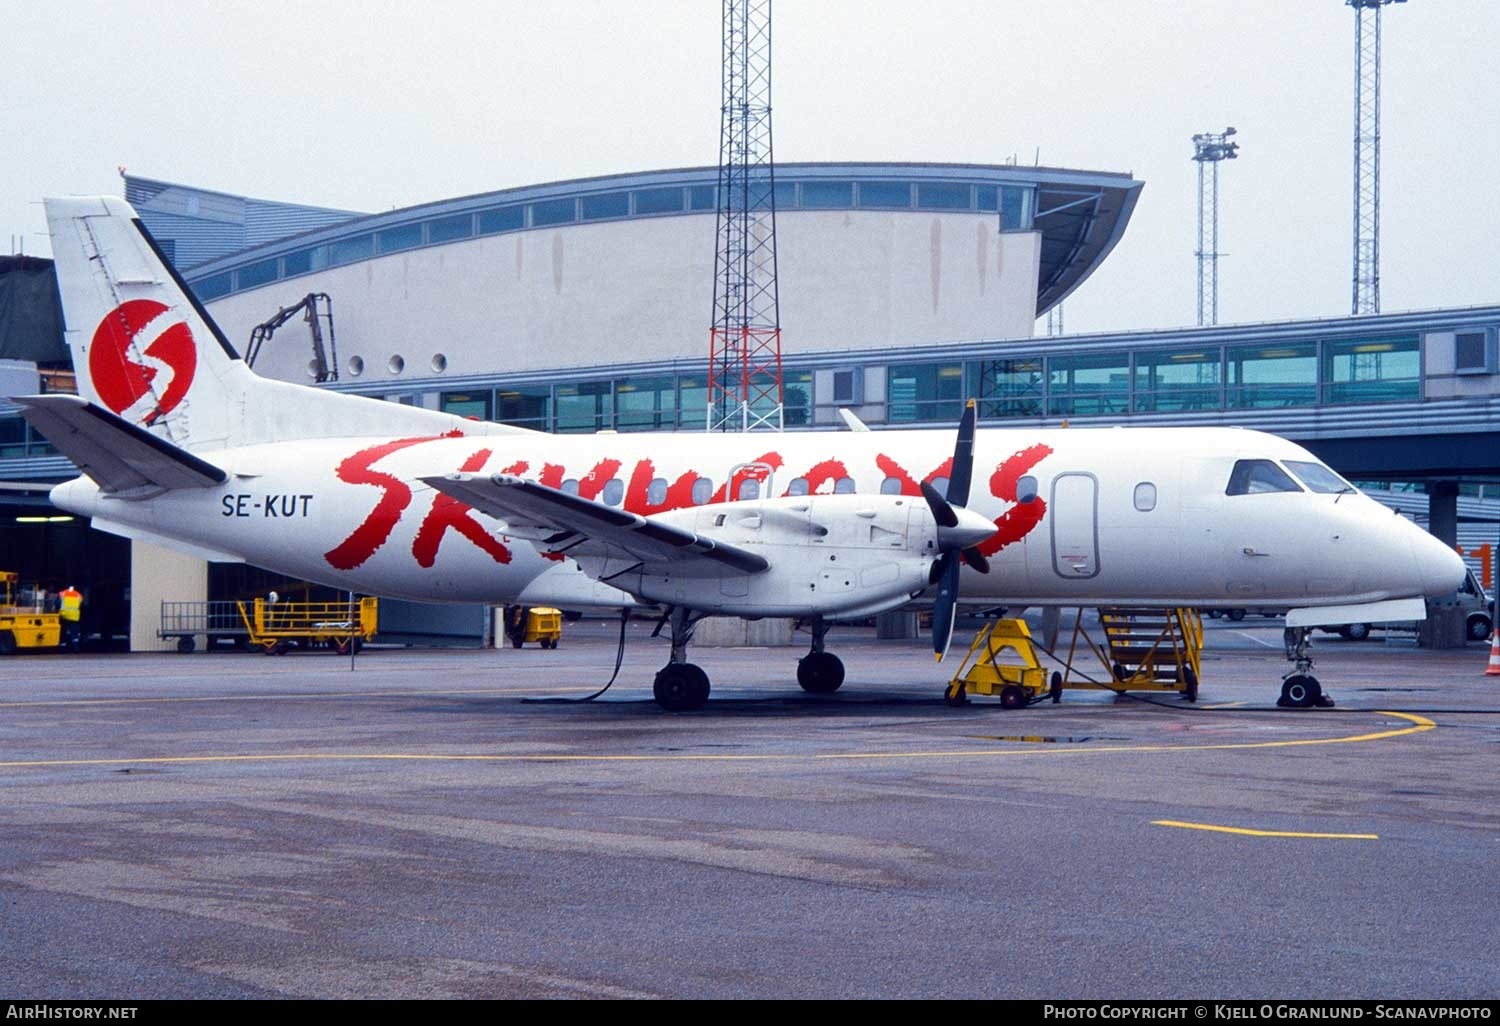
[2,164,1498,648]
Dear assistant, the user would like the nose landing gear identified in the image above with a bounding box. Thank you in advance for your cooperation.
[796,617,845,694]
[1279,627,1335,708]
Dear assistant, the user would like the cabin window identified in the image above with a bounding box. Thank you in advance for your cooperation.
[738,479,761,501]
[1134,482,1157,512]
[928,476,950,499]
[647,478,669,505]
[602,479,625,507]
[834,477,857,494]
[691,478,713,505]
[561,479,580,497]
[879,477,903,494]
[1225,459,1302,496]
[787,477,810,496]
[1284,460,1355,495]
[1016,476,1039,504]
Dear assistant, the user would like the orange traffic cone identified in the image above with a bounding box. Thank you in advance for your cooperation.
[1486,630,1500,676]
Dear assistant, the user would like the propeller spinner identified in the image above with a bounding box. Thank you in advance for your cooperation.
[922,399,998,661]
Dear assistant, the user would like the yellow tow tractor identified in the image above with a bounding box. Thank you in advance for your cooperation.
[237,595,379,655]
[0,571,63,654]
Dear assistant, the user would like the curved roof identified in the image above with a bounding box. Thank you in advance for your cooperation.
[165,163,1141,318]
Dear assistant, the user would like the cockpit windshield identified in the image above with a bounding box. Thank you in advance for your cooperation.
[1284,460,1357,495]
[1225,459,1303,496]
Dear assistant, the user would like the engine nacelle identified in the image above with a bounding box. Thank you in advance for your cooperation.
[611,493,940,618]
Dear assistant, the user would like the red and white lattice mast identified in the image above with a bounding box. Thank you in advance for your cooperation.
[708,0,782,432]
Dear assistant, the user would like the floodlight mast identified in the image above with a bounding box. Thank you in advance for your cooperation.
[707,0,783,432]
[1192,128,1238,327]
[1347,0,1405,315]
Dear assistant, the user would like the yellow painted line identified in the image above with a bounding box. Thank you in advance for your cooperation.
[0,686,601,709]
[1153,820,1378,840]
[0,712,1435,771]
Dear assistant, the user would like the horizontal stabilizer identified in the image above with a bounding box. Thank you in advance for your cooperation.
[1284,596,1427,628]
[422,473,770,575]
[15,394,227,496]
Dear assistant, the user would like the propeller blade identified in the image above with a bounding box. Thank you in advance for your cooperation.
[920,480,958,528]
[961,546,990,574]
[931,551,961,661]
[947,398,977,508]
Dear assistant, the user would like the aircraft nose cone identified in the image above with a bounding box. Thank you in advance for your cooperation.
[1414,530,1467,598]
[938,507,997,550]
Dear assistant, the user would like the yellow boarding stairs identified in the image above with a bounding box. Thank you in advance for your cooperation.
[238,596,378,655]
[1069,608,1202,701]
[948,608,1204,707]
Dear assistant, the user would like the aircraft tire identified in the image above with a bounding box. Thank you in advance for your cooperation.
[1279,674,1321,709]
[654,663,710,711]
[796,652,845,694]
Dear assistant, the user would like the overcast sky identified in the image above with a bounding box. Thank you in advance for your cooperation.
[4,1,1496,335]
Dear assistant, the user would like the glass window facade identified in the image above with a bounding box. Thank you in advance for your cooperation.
[633,187,684,215]
[916,182,970,210]
[328,235,374,266]
[970,357,1043,418]
[857,181,911,208]
[496,384,551,429]
[1134,349,1221,413]
[555,381,612,433]
[1227,343,1317,408]
[887,363,964,423]
[783,370,812,427]
[615,376,675,432]
[440,390,492,421]
[378,224,423,253]
[530,198,577,227]
[478,205,525,234]
[194,272,232,300]
[581,192,630,220]
[427,213,473,243]
[773,181,797,209]
[677,376,709,429]
[800,181,854,209]
[0,416,26,458]
[1000,186,1031,230]
[688,186,716,211]
[236,258,278,290]
[1322,336,1420,404]
[282,247,325,276]
[1048,353,1129,416]
[975,186,998,213]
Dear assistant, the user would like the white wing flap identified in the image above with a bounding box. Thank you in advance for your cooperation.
[421,473,770,576]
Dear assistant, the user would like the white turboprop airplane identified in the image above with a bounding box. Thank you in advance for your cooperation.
[15,197,1466,709]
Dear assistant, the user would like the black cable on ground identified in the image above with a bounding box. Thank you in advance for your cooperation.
[522,610,631,704]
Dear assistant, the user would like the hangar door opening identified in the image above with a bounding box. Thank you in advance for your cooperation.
[1050,472,1099,579]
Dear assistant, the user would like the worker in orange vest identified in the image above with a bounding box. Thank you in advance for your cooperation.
[59,585,82,652]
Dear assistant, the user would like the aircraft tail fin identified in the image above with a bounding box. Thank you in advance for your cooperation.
[42,196,524,452]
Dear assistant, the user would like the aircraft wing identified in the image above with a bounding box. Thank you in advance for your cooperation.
[421,473,770,576]
[15,394,227,496]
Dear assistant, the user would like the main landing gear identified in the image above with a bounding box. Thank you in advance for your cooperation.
[653,608,711,712]
[796,617,845,695]
[1278,627,1335,709]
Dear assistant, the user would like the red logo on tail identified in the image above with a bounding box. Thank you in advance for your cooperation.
[89,300,197,425]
